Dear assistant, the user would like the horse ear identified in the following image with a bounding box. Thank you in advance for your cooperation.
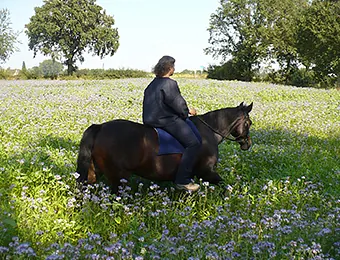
[239,102,244,107]
[246,102,253,113]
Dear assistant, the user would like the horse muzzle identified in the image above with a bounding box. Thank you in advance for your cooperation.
[239,136,252,150]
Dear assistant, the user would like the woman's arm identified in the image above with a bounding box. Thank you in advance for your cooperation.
[162,81,189,119]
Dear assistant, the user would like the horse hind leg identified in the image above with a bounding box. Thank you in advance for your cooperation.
[87,160,97,184]
[75,159,96,195]
[102,164,132,194]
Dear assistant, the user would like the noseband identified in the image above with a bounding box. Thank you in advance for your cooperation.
[196,113,250,143]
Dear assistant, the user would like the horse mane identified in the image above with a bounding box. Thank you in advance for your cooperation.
[200,106,239,126]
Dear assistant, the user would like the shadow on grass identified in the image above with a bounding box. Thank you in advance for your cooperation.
[0,128,339,251]
[0,152,19,245]
[2,128,339,196]
[0,134,80,246]
[219,128,340,196]
[36,129,340,197]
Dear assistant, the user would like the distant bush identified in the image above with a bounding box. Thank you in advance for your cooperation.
[208,61,337,89]
[175,69,207,79]
[264,67,337,89]
[0,67,150,80]
[27,66,43,79]
[0,68,11,79]
[40,60,63,79]
[0,68,21,79]
[207,59,253,82]
[74,68,149,79]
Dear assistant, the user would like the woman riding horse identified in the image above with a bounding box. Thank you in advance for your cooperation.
[76,59,253,193]
[143,56,201,192]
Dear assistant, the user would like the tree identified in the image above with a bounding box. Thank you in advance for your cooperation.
[39,59,63,79]
[0,9,20,64]
[22,61,26,71]
[205,0,307,82]
[258,0,307,83]
[296,0,340,87]
[20,61,29,79]
[28,66,42,79]
[207,58,252,81]
[205,0,269,81]
[26,0,119,75]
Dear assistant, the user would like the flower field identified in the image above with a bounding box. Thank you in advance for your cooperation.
[0,78,339,259]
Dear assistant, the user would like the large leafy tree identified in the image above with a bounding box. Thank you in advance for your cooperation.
[296,0,340,87]
[26,0,119,75]
[205,0,268,81]
[259,0,307,80]
[205,0,307,82]
[0,9,20,64]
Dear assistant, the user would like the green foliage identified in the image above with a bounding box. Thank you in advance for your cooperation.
[264,67,316,88]
[0,67,11,79]
[207,58,256,81]
[27,66,43,79]
[296,0,340,87]
[0,67,149,80]
[39,59,64,79]
[25,0,119,75]
[169,70,207,79]
[205,0,267,80]
[74,68,149,79]
[259,0,307,73]
[179,69,196,75]
[21,61,26,71]
[206,0,339,88]
[19,61,29,79]
[0,9,20,64]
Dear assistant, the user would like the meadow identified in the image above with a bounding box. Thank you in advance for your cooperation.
[0,78,339,259]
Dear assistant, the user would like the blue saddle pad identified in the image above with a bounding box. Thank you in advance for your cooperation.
[155,119,201,155]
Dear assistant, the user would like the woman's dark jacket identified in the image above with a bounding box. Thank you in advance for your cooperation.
[142,77,189,127]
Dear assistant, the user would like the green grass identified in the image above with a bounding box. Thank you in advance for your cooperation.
[0,79,339,259]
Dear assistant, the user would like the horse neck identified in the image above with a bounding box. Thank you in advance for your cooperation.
[202,108,240,137]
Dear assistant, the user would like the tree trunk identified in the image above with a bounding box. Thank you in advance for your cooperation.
[65,57,75,76]
[67,61,73,76]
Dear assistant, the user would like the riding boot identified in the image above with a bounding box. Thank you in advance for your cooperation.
[161,119,202,185]
[175,143,201,184]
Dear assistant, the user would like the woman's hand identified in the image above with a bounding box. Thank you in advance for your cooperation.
[189,107,197,116]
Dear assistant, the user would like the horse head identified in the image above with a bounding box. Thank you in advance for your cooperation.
[230,102,253,150]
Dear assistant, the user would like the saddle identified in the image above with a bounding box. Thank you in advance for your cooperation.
[155,119,201,155]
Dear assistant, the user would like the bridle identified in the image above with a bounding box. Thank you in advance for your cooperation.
[196,113,250,143]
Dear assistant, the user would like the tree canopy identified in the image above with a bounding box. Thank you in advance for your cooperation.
[206,0,340,87]
[0,9,20,64]
[25,0,119,75]
[205,0,268,81]
[296,0,340,87]
[205,0,308,81]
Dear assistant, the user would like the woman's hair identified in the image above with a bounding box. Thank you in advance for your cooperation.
[152,56,175,77]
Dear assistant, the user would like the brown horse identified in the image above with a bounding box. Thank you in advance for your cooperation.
[76,102,253,192]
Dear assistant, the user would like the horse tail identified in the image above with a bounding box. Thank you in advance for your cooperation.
[76,124,102,183]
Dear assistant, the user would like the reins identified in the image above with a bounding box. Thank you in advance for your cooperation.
[196,115,242,142]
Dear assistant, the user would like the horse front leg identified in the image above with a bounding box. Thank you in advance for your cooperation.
[195,155,223,185]
[198,169,223,185]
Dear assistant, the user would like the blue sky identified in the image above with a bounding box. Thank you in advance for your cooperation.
[1,0,221,72]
